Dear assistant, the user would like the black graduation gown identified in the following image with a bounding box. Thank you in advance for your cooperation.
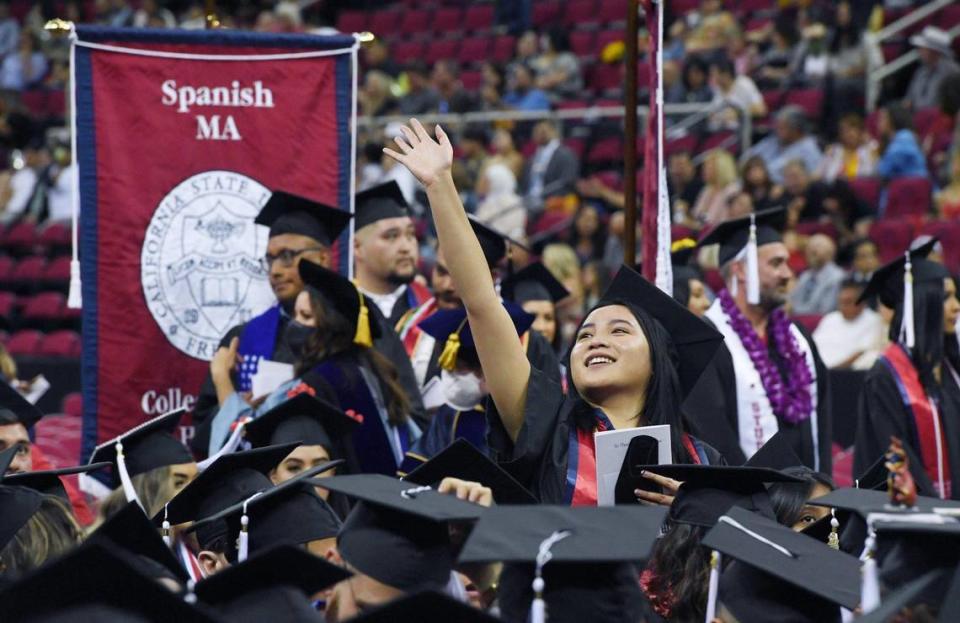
[853,360,960,500]
[368,303,428,431]
[487,366,724,505]
[682,321,833,472]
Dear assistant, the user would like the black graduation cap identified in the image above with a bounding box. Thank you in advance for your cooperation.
[939,561,960,623]
[354,180,410,230]
[857,238,947,307]
[702,507,862,622]
[0,484,42,551]
[243,393,359,450]
[808,487,960,516]
[186,460,342,559]
[312,474,485,591]
[86,501,189,584]
[298,259,381,347]
[3,461,111,501]
[651,465,804,528]
[156,442,300,527]
[744,430,805,471]
[0,542,220,623]
[402,439,537,505]
[418,300,534,371]
[855,455,890,491]
[344,590,502,623]
[857,567,951,623]
[254,190,351,246]
[467,214,528,267]
[87,409,194,485]
[697,207,787,266]
[872,519,960,592]
[500,262,570,305]
[193,544,350,622]
[594,265,724,398]
[0,380,44,429]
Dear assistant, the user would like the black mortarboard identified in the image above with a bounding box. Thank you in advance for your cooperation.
[86,501,188,584]
[500,262,570,305]
[697,207,787,266]
[0,484,42,551]
[872,519,960,592]
[808,487,960,516]
[940,561,960,622]
[156,442,299,527]
[594,265,724,398]
[3,462,111,501]
[467,215,528,267]
[254,190,351,246]
[0,381,43,429]
[193,544,349,622]
[243,393,359,450]
[87,409,193,485]
[857,239,947,307]
[298,259,380,347]
[652,465,803,528]
[418,300,534,371]
[402,439,537,505]
[743,430,805,471]
[856,567,951,623]
[345,591,502,623]
[312,474,484,591]
[703,507,861,619]
[186,461,342,558]
[855,455,890,491]
[0,542,220,623]
[354,181,410,230]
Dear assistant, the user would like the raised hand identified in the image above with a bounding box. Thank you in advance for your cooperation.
[382,119,454,189]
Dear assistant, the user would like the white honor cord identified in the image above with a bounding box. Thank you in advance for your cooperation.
[716,515,794,557]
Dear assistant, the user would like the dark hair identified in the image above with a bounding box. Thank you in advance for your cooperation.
[890,276,947,392]
[405,60,429,76]
[462,124,489,145]
[644,522,711,621]
[682,57,709,91]
[297,290,411,426]
[569,300,695,465]
[710,58,735,77]
[883,102,913,132]
[571,205,606,262]
[767,466,835,528]
[839,278,864,293]
[546,28,571,53]
[740,156,773,197]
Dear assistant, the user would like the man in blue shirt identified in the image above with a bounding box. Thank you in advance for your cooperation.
[744,106,823,185]
[503,64,551,112]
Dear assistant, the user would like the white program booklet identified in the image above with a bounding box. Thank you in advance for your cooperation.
[594,424,672,506]
[19,375,50,405]
[250,360,294,400]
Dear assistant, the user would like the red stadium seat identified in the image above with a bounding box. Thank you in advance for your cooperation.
[913,107,943,137]
[869,219,915,263]
[61,392,83,418]
[458,38,491,65]
[785,89,824,121]
[5,329,43,356]
[595,29,622,54]
[37,330,81,357]
[492,35,516,63]
[464,5,495,31]
[792,314,823,333]
[848,177,881,211]
[703,268,725,294]
[586,137,623,165]
[672,225,697,241]
[12,257,47,286]
[795,222,838,239]
[564,0,598,27]
[570,31,595,58]
[700,132,737,154]
[665,135,698,156]
[885,177,932,219]
[336,10,367,34]
[42,256,71,284]
[460,70,483,91]
[598,0,628,24]
[393,41,425,65]
[670,0,700,11]
[564,137,586,160]
[425,40,460,64]
[45,91,66,118]
[594,170,623,191]
[589,64,622,95]
[0,255,14,282]
[937,5,960,29]
[0,291,15,319]
[38,222,72,252]
[20,90,47,116]
[21,292,65,324]
[738,0,775,15]
[398,9,432,37]
[532,2,562,27]
[432,8,463,33]
[919,220,960,274]
[368,10,401,39]
[3,221,38,252]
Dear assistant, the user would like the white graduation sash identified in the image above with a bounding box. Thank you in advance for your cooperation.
[706,300,820,469]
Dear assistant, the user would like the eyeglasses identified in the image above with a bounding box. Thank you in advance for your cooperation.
[260,247,325,270]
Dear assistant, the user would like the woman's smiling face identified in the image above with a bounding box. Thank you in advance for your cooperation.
[570,304,651,400]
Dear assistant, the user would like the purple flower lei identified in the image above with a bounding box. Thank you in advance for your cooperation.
[718,289,814,424]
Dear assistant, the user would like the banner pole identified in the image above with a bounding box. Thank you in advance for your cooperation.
[622,0,639,266]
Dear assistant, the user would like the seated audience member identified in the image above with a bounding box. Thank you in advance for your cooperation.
[398,62,439,116]
[531,29,583,101]
[812,280,885,370]
[685,0,741,54]
[740,156,784,212]
[904,26,960,111]
[744,106,823,185]
[789,234,847,315]
[876,102,929,181]
[709,58,767,130]
[521,120,578,212]
[502,63,551,112]
[815,113,878,183]
[688,149,739,226]
[849,238,880,284]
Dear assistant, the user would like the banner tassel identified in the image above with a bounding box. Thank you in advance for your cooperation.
[67,28,81,309]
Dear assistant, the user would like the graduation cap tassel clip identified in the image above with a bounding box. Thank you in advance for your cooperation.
[745,213,760,305]
[704,550,721,623]
[900,252,916,350]
[828,509,840,550]
[860,529,880,613]
[438,319,467,372]
[353,291,373,348]
[530,530,571,623]
[237,491,263,563]
[161,504,172,547]
[115,441,143,511]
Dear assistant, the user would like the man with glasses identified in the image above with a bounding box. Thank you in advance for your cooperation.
[190,190,351,456]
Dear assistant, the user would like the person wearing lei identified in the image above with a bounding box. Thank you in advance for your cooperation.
[683,208,832,471]
[381,119,725,507]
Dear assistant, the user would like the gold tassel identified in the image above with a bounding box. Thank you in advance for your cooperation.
[828,509,840,550]
[353,292,373,348]
[438,334,461,371]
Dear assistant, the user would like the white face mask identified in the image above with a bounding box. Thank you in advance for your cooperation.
[440,369,486,411]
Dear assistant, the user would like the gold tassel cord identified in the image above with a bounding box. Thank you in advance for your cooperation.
[353,292,373,348]
[438,334,461,371]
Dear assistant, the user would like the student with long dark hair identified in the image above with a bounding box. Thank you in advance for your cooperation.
[855,241,960,500]
[383,119,724,505]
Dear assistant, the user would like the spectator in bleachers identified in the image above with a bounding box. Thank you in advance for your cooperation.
[663,60,684,104]
[789,234,846,315]
[687,149,738,227]
[522,119,578,213]
[849,238,881,284]
[813,280,885,370]
[780,159,827,223]
[741,156,784,212]
[133,0,176,28]
[708,58,766,131]
[570,205,606,265]
[451,126,488,203]
[398,62,439,117]
[675,57,712,104]
[496,0,531,37]
[0,32,47,92]
[363,39,400,78]
[531,29,583,102]
[797,24,831,86]
[359,70,396,118]
[475,163,525,242]
[935,153,960,220]
[43,140,74,224]
[755,18,802,89]
[726,190,755,220]
[95,0,134,28]
[815,112,878,183]
[0,2,20,61]
[876,102,928,180]
[479,62,506,112]
[503,63,550,112]
[508,30,539,77]
[685,0,741,55]
[905,26,959,111]
[0,137,44,224]
[432,60,477,114]
[744,106,823,185]
[488,128,524,180]
[667,150,704,220]
[827,1,880,85]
